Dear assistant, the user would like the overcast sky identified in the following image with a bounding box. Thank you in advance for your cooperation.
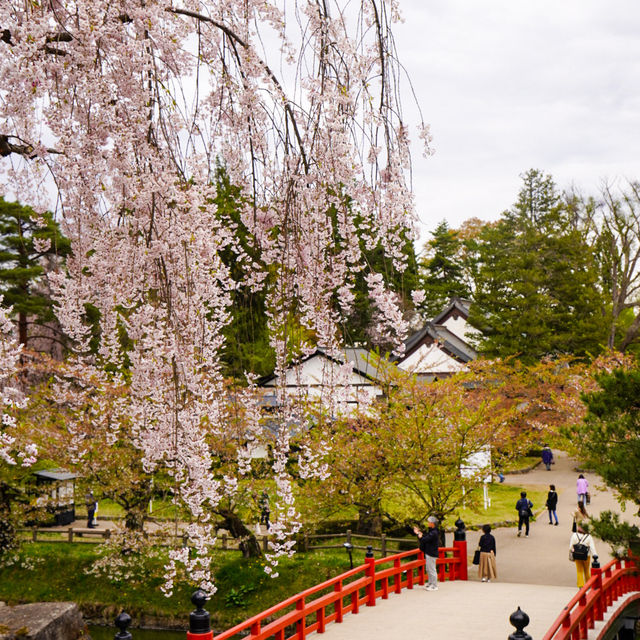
[393,1,640,246]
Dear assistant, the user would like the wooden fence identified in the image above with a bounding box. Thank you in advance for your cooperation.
[18,528,415,555]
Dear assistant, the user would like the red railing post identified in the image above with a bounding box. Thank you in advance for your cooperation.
[453,539,468,581]
[453,519,467,581]
[334,580,343,623]
[365,546,376,607]
[394,557,402,594]
[591,558,604,622]
[296,596,306,640]
[416,551,424,586]
[578,592,588,639]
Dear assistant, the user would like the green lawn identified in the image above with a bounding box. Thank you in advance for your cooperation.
[455,482,548,529]
[0,543,354,631]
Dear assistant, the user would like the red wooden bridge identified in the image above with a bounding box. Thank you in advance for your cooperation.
[184,545,640,640]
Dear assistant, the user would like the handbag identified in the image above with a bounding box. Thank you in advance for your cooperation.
[586,492,591,505]
[472,548,481,565]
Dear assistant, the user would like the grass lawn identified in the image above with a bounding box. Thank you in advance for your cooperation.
[455,482,548,529]
[0,542,353,631]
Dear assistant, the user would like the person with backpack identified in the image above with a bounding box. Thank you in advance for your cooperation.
[546,484,559,525]
[515,491,533,537]
[569,524,597,588]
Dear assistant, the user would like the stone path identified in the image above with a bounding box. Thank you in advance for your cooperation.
[319,450,640,640]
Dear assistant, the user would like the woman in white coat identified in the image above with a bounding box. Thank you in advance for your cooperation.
[569,524,597,588]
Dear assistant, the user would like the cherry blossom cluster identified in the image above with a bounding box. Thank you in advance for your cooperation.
[0,298,34,467]
[0,0,427,591]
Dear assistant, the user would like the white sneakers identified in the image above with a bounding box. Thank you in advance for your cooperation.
[425,584,439,591]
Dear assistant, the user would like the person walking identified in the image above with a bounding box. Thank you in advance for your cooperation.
[577,474,589,505]
[515,491,533,537]
[546,484,559,525]
[414,516,440,591]
[477,524,497,582]
[85,490,96,529]
[541,444,554,470]
[569,524,597,588]
[572,501,589,532]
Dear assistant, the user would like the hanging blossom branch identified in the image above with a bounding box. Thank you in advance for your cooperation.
[0,0,429,593]
[0,298,34,467]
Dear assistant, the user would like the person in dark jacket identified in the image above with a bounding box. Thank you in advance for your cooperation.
[414,516,440,590]
[477,524,497,582]
[546,484,559,525]
[515,491,533,537]
[541,444,554,470]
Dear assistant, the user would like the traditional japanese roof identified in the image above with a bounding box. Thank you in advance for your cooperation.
[432,297,472,325]
[395,298,478,378]
[259,347,392,387]
[34,469,77,481]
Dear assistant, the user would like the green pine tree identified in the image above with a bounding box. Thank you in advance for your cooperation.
[571,367,640,555]
[0,198,70,347]
[467,169,608,362]
[418,220,470,318]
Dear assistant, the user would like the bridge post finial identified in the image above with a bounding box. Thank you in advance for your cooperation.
[508,606,532,640]
[187,590,213,640]
[115,612,132,640]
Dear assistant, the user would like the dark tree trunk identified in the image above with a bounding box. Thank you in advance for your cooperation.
[124,506,146,532]
[356,506,382,536]
[219,509,262,558]
[18,310,27,346]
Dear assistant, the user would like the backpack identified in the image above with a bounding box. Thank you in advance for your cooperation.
[572,534,590,561]
[518,499,532,518]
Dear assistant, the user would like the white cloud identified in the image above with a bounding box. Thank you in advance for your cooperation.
[395,0,640,243]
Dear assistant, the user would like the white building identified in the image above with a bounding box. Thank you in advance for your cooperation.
[396,298,478,380]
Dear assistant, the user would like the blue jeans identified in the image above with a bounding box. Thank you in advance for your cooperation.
[548,509,558,524]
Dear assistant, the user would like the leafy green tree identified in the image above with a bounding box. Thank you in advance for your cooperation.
[467,169,608,362]
[417,220,470,318]
[0,198,70,348]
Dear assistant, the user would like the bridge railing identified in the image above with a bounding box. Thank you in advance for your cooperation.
[541,556,640,640]
[212,541,467,640]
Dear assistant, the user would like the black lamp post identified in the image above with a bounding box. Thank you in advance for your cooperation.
[343,541,354,569]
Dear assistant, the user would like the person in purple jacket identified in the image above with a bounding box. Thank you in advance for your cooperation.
[576,474,589,505]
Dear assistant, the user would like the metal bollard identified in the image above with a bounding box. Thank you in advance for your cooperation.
[508,607,532,640]
[187,589,213,640]
[114,612,132,640]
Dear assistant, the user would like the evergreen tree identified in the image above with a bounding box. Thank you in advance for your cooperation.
[570,367,640,555]
[468,169,608,362]
[418,220,470,318]
[0,198,70,347]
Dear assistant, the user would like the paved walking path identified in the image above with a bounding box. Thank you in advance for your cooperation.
[319,450,640,640]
